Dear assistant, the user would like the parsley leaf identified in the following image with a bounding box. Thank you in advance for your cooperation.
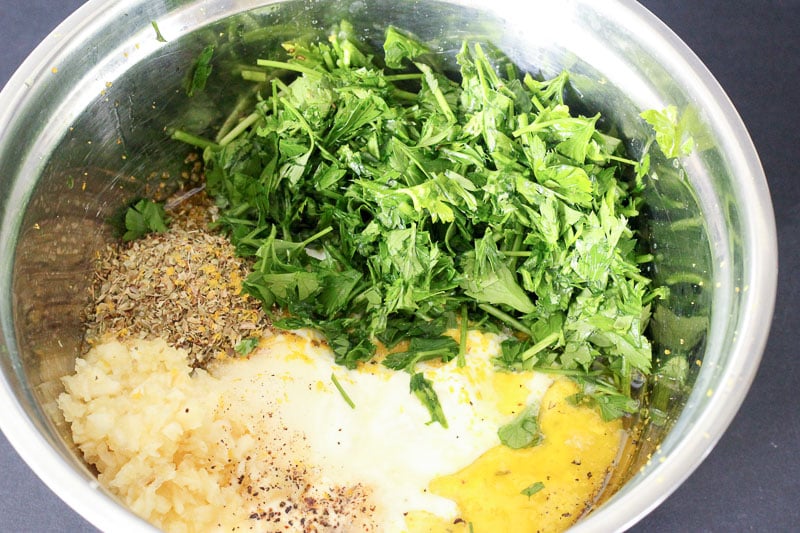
[497,403,542,449]
[187,44,215,97]
[460,231,535,314]
[382,336,460,371]
[121,198,168,241]
[234,337,259,356]
[410,372,448,428]
[383,26,431,68]
[640,105,695,159]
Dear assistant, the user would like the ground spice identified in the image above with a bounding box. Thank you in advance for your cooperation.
[84,190,269,366]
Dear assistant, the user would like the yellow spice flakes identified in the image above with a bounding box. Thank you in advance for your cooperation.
[84,193,269,366]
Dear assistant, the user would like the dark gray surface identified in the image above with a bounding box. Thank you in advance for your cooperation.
[0,1,797,531]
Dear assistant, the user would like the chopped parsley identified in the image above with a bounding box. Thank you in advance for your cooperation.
[173,21,668,429]
[331,373,356,409]
[521,481,545,498]
[234,337,260,356]
[151,20,167,43]
[640,105,694,159]
[497,404,542,449]
[120,198,168,241]
[410,372,448,428]
[187,45,215,97]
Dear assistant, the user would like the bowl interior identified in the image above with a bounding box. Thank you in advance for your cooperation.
[0,0,775,531]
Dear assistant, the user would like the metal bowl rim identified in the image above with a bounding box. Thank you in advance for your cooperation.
[0,1,778,531]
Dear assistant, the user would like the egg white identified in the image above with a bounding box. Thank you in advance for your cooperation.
[209,329,551,529]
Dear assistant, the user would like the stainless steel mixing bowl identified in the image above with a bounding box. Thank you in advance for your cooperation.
[0,0,777,531]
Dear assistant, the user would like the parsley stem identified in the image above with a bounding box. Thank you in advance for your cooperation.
[478,304,532,336]
[606,153,638,166]
[256,58,323,78]
[512,117,587,137]
[505,232,525,270]
[664,271,705,286]
[473,44,490,100]
[533,367,601,377]
[300,226,334,247]
[241,69,268,82]
[412,348,452,361]
[418,63,456,122]
[383,73,424,81]
[216,88,260,142]
[151,21,167,43]
[273,77,290,96]
[521,332,559,361]
[392,88,418,100]
[218,111,261,147]
[321,48,335,71]
[317,188,344,201]
[524,74,546,112]
[169,129,220,151]
[505,62,517,82]
[669,216,703,231]
[330,373,356,409]
[641,287,667,305]
[457,304,468,368]
[626,270,651,283]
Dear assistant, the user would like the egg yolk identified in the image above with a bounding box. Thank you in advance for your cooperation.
[404,379,624,533]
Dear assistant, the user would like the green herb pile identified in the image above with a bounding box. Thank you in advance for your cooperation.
[174,23,666,424]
